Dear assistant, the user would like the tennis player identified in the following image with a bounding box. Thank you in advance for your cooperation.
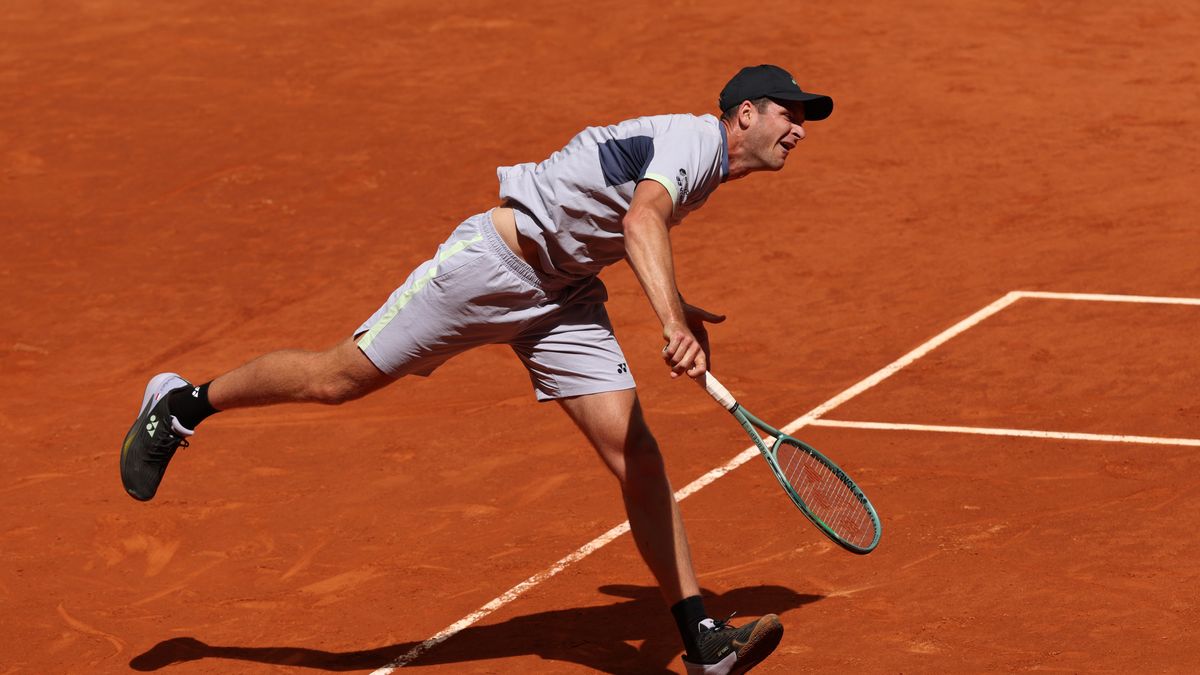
[120,64,831,674]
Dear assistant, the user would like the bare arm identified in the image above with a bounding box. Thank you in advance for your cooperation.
[623,180,721,379]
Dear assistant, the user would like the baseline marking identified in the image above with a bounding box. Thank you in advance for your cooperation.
[810,419,1200,448]
[375,520,632,671]
[374,289,1200,672]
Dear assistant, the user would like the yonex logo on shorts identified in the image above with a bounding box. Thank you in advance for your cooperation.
[617,363,628,374]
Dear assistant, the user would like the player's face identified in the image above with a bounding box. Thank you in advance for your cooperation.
[748,100,806,170]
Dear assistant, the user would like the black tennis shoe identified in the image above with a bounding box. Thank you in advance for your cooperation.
[120,373,195,501]
[682,613,784,675]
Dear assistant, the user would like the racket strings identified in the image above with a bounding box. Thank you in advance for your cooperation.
[777,441,876,549]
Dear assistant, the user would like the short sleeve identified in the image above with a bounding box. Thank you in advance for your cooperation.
[641,129,712,212]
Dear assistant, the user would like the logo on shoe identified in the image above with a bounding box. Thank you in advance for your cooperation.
[146,414,159,437]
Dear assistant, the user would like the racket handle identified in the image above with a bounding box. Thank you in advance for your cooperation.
[701,372,738,411]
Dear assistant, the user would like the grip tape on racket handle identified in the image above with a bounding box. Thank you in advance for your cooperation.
[701,373,738,411]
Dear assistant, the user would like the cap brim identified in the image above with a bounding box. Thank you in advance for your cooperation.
[769,91,833,121]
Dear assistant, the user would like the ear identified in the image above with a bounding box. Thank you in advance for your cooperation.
[738,100,755,130]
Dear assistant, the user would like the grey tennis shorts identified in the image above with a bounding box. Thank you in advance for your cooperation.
[355,210,636,401]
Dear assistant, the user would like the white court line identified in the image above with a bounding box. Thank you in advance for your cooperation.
[810,419,1200,447]
[372,292,1026,673]
[374,289,1200,672]
[373,520,631,672]
[784,291,1025,427]
[373,444,768,673]
[1014,290,1200,306]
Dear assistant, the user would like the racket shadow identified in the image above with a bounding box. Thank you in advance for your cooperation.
[129,584,822,673]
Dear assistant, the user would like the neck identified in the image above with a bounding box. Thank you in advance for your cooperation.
[719,117,754,181]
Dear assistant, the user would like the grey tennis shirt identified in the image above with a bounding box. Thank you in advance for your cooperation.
[497,113,729,286]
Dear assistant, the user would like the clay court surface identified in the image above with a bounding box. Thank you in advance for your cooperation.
[3,0,1199,672]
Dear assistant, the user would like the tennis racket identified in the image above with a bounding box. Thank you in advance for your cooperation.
[701,373,881,554]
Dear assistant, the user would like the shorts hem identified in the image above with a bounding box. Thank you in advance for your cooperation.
[356,340,399,377]
[534,380,637,402]
[355,338,439,379]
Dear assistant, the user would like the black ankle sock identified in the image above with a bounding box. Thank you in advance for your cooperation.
[670,595,709,661]
[167,381,218,430]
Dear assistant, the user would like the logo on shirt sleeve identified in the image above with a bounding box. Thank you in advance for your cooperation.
[675,169,691,203]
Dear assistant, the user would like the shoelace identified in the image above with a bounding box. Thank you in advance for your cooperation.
[701,612,739,634]
[147,430,188,461]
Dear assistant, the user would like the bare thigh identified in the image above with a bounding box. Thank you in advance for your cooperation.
[557,388,659,480]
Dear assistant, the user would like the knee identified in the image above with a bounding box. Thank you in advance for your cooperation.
[626,424,661,460]
[611,427,665,485]
[305,354,373,405]
[306,378,363,405]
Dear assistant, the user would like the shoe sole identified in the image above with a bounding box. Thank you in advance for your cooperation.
[120,372,187,501]
[729,614,783,675]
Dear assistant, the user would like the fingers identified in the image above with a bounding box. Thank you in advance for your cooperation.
[672,343,703,379]
[662,331,707,379]
[663,307,720,379]
[682,310,717,374]
[697,331,712,373]
[681,302,727,325]
[662,331,685,364]
[685,349,708,379]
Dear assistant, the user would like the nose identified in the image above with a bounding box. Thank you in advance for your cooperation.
[793,124,806,141]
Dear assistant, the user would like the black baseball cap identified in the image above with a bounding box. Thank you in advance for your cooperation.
[718,64,833,121]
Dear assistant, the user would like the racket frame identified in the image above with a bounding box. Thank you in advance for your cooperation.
[703,373,882,554]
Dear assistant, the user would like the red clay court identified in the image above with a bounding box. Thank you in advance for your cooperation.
[2,1,1198,672]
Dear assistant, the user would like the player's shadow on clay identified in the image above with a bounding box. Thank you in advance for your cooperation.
[130,584,820,673]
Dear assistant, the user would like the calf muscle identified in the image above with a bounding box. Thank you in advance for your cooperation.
[207,338,390,410]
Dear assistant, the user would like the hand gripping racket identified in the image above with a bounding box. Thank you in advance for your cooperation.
[701,373,882,554]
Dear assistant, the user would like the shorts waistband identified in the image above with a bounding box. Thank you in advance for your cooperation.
[482,210,545,290]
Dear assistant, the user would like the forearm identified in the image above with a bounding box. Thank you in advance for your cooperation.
[624,213,686,328]
[622,180,708,378]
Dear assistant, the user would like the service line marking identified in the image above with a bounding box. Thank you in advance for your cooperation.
[373,289,1200,673]
[1013,290,1200,306]
[809,419,1200,447]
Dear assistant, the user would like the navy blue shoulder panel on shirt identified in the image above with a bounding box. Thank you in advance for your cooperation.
[598,136,654,187]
